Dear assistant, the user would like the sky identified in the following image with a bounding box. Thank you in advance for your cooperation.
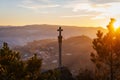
[0,0,120,27]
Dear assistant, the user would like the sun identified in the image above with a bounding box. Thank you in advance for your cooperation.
[113,19,120,30]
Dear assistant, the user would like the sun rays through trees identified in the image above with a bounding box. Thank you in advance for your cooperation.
[91,18,120,80]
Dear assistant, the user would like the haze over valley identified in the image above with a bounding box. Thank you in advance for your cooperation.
[0,24,107,74]
[0,24,107,46]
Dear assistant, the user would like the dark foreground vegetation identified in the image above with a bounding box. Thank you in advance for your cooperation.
[0,42,94,80]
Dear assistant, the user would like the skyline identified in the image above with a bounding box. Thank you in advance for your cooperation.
[0,0,120,28]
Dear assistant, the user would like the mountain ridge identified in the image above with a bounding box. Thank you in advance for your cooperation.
[0,24,107,46]
[0,24,105,28]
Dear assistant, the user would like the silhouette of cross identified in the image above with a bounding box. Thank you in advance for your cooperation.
[57,27,63,68]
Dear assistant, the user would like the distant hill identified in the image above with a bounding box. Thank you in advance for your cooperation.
[0,24,107,46]
[14,35,94,74]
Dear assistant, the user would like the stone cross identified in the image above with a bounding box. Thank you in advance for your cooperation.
[57,27,63,68]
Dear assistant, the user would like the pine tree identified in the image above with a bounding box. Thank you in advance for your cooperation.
[25,53,42,80]
[0,42,42,80]
[0,42,24,80]
[91,18,120,80]
[76,69,94,80]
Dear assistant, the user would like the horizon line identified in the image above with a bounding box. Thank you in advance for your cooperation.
[0,23,104,28]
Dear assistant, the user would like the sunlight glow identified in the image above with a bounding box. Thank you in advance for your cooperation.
[114,19,120,30]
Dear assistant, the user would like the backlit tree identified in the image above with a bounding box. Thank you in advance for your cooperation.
[91,18,120,80]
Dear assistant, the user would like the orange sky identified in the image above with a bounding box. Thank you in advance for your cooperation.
[0,0,120,28]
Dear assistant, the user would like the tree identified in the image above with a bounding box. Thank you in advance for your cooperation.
[76,69,94,80]
[0,42,42,80]
[39,67,75,80]
[91,18,120,80]
[0,42,24,80]
[25,54,42,80]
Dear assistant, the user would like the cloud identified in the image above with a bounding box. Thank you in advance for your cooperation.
[19,4,59,9]
[92,2,120,19]
[90,0,120,4]
[19,0,120,19]
[63,2,120,19]
[19,0,60,10]
[61,14,94,18]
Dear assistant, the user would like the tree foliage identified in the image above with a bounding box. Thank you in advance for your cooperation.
[0,42,42,80]
[91,18,120,80]
[76,69,94,80]
[39,67,75,80]
[25,54,42,80]
[0,42,76,80]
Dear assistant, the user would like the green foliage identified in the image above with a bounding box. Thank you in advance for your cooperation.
[0,42,42,80]
[91,18,120,80]
[0,42,75,80]
[25,54,42,80]
[0,42,23,80]
[40,69,60,80]
[39,67,75,80]
[76,69,94,80]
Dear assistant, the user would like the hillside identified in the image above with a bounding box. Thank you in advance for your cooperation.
[0,24,107,46]
[14,35,94,74]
